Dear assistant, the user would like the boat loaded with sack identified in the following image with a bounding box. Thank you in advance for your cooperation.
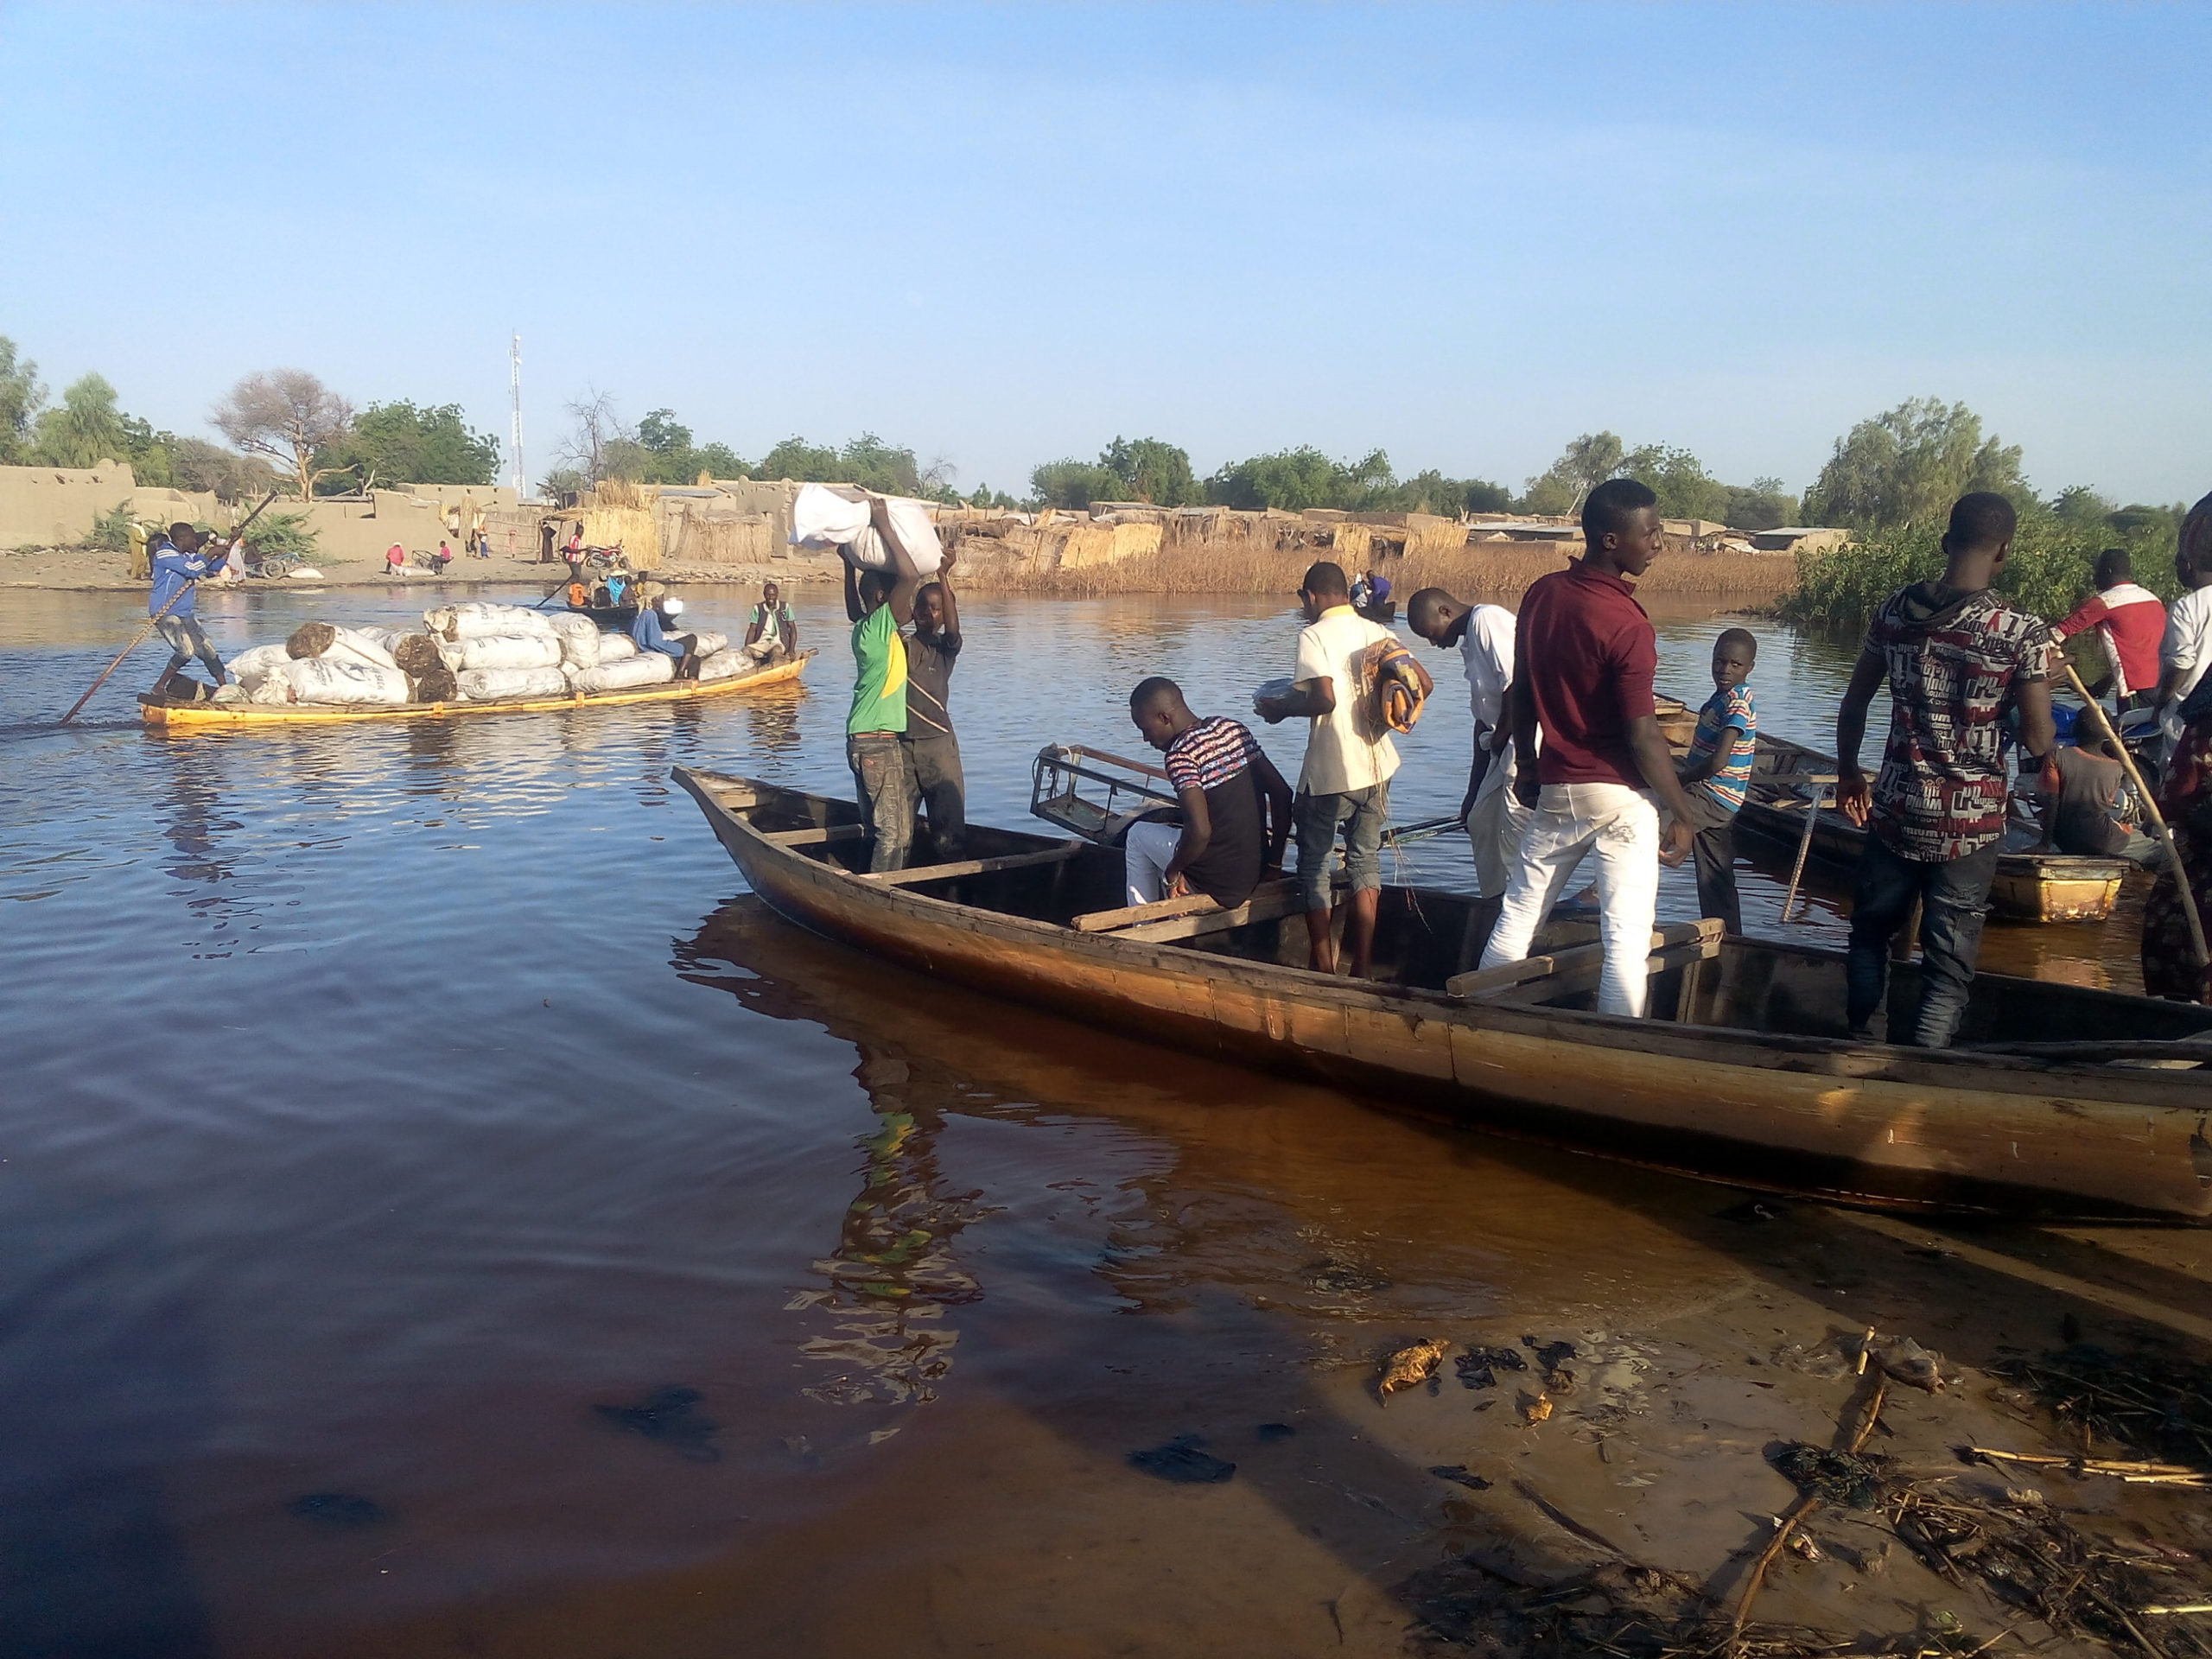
[139,601,810,728]
[675,762,2212,1223]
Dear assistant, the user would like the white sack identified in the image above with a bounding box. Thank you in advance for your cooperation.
[455,665,569,702]
[322,626,399,671]
[790,482,944,575]
[683,629,729,658]
[693,649,752,683]
[423,601,555,641]
[444,632,565,672]
[592,632,639,662]
[288,659,411,707]
[546,611,602,668]
[228,643,293,692]
[567,654,676,693]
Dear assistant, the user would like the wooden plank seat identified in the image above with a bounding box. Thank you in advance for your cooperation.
[764,823,869,847]
[1445,918,1724,1005]
[861,843,1090,887]
[1073,875,1346,945]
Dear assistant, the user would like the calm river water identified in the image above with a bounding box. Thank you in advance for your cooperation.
[0,583,2176,1656]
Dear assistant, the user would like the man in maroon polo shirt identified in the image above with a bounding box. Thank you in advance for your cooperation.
[1478,478,1699,1016]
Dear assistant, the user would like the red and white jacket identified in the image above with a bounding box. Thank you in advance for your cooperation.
[2053,582,2167,696]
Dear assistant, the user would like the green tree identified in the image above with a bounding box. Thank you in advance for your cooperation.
[171,438,278,500]
[0,336,44,463]
[758,433,927,496]
[1620,442,1729,522]
[1723,477,1798,532]
[1100,435,1198,505]
[315,400,499,491]
[31,372,129,467]
[1802,397,2028,528]
[1522,431,1626,514]
[1205,446,1396,512]
[757,435,842,480]
[1031,458,1128,509]
[1461,479,1514,514]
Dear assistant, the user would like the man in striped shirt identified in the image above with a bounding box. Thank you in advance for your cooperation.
[1126,677,1293,909]
[901,543,966,860]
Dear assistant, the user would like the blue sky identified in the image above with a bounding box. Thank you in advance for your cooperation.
[2,3,2205,504]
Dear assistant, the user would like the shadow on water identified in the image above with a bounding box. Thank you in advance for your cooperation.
[0,1181,218,1659]
[655,895,2212,1654]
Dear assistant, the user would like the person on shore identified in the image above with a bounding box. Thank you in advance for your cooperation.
[149,523,230,696]
[1835,492,2056,1047]
[433,540,454,575]
[1476,479,1700,1017]
[842,497,925,873]
[2033,738,2163,868]
[539,520,558,563]
[2051,547,2166,711]
[128,519,151,582]
[1126,677,1293,909]
[1408,587,1527,902]
[385,542,406,576]
[632,594,702,680]
[742,581,798,665]
[566,525,585,564]
[1255,560,1431,977]
[903,545,967,861]
[2157,497,2212,758]
[1672,628,1760,933]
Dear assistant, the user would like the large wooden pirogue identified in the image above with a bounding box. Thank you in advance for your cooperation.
[674,767,2212,1222]
[138,651,811,728]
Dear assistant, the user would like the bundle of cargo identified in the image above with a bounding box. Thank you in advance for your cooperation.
[287,622,399,671]
[442,632,565,673]
[455,665,569,701]
[423,601,555,642]
[545,611,605,667]
[288,658,412,707]
[567,653,676,694]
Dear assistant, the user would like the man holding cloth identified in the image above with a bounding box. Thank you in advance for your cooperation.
[1478,480,1698,1017]
[1408,587,1527,901]
[1256,560,1431,978]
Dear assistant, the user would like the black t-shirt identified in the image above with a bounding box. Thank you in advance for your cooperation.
[905,628,960,738]
[2047,746,2131,857]
[1164,716,1268,907]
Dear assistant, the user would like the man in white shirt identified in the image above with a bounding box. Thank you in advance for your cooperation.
[2158,499,2212,749]
[1409,587,1529,900]
[1256,561,1432,977]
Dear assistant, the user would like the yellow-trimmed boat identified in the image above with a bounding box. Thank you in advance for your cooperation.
[139,651,812,729]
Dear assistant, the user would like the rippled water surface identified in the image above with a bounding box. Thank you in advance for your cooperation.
[0,584,2164,1655]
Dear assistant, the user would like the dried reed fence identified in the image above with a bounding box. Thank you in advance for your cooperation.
[952,525,1794,607]
[581,479,663,569]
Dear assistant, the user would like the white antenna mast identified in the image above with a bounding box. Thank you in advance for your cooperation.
[509,332,526,498]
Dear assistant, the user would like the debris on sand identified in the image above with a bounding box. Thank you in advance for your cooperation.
[1993,1342,2212,1472]
[1521,1390,1554,1426]
[1455,1344,1528,1392]
[1427,1464,1493,1491]
[1255,1421,1297,1443]
[1379,1338,1449,1401]
[1127,1434,1236,1484]
[1767,1441,1894,1510]
[1864,1333,1946,1393]
[1524,1336,1579,1373]
[592,1384,722,1463]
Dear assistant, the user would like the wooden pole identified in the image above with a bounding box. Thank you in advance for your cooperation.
[1780,774,1838,925]
[58,494,280,725]
[2062,663,2208,977]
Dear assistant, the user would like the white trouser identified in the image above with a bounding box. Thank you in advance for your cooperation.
[1123,819,1184,906]
[1478,782,1662,1017]
[1465,751,1532,901]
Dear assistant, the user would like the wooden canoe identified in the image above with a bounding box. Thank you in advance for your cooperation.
[674,767,2212,1222]
[1722,723,2136,925]
[138,651,811,729]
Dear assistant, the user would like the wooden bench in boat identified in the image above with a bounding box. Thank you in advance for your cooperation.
[1445,918,1725,1007]
[1071,875,1351,944]
[861,844,1090,886]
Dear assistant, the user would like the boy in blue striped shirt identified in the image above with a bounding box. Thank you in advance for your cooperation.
[1675,628,1759,931]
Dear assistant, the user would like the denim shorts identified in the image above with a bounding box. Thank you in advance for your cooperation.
[1294,781,1389,911]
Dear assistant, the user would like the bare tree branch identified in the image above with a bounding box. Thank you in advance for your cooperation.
[212,370,354,501]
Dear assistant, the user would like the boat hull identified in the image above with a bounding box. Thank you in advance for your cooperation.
[676,768,2212,1222]
[140,651,810,728]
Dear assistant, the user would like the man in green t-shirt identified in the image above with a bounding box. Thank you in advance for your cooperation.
[842,496,926,871]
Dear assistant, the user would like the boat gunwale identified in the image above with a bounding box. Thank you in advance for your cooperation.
[673,766,2212,1104]
[140,650,814,728]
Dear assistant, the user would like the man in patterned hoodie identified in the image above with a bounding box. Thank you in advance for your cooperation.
[1835,493,2057,1048]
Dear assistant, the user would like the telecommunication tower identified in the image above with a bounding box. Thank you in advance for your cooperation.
[509,333,526,498]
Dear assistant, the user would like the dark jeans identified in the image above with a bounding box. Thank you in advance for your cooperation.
[1676,789,1742,934]
[847,732,913,874]
[901,731,966,861]
[1845,836,2000,1048]
[155,614,224,683]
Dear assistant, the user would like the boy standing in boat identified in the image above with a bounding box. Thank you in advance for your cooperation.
[1126,677,1293,909]
[1408,587,1528,902]
[902,543,966,861]
[842,497,925,873]
[1672,628,1759,933]
[1478,480,1699,1018]
[149,523,231,696]
[1255,560,1431,978]
[1836,492,2057,1048]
